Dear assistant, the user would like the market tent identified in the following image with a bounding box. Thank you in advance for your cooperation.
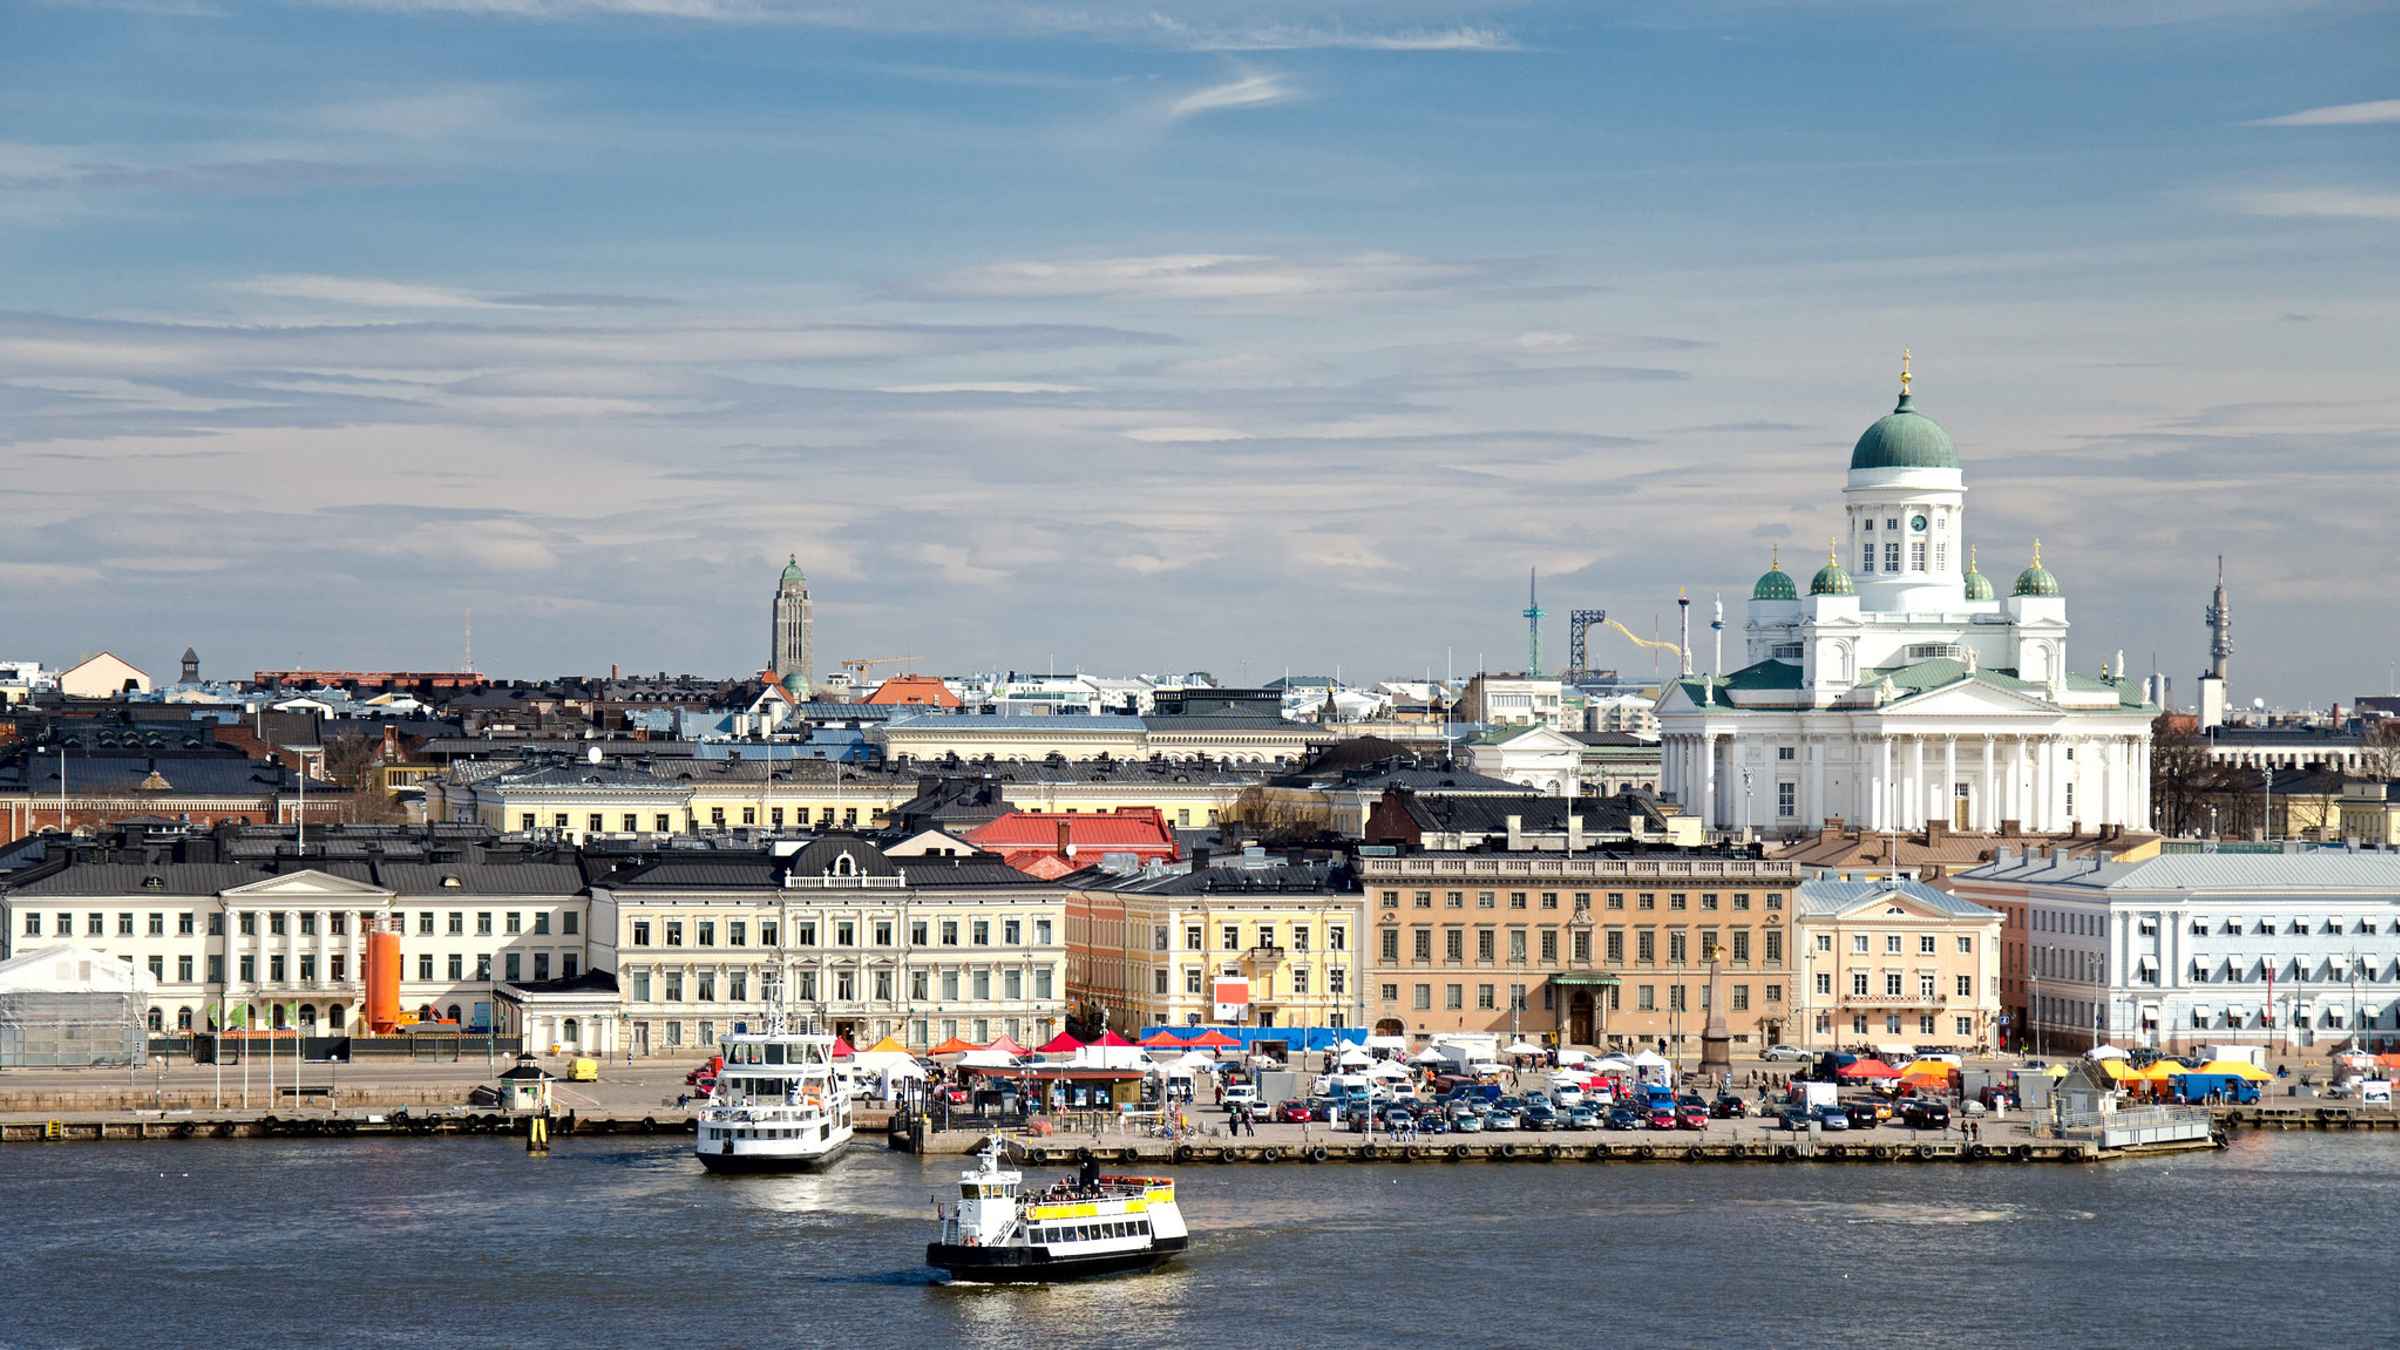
[1175,1051,1219,1071]
[1872,1042,1916,1061]
[2085,1044,2130,1061]
[1504,1040,1543,1056]
[1411,1047,1445,1064]
[1036,1031,1087,1054]
[831,1036,855,1059]
[1336,1046,1374,1067]
[1557,1049,1593,1066]
[1139,1030,1192,1049]
[1898,1060,1957,1082]
[1184,1029,1240,1049]
[983,1034,1028,1055]
[2379,1053,2400,1073]
[1365,1059,1412,1080]
[1838,1058,1901,1080]
[1629,1050,1670,1068]
[1364,1035,1409,1053]
[2094,1058,2139,1082]
[862,1034,911,1056]
[928,1036,980,1056]
[959,1048,1017,1068]
[2194,1059,2272,1081]
[1095,1030,1137,1047]
[1591,1057,1634,1073]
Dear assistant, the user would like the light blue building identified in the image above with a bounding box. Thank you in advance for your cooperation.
[1953,849,2400,1056]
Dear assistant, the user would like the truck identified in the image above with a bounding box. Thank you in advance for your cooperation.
[2168,1073,2261,1105]
[2207,1045,2269,1072]
[1429,1034,1502,1078]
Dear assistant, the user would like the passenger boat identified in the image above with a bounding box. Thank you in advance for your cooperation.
[926,1140,1189,1283]
[693,1000,852,1173]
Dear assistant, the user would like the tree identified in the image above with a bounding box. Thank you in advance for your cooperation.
[2148,715,2211,836]
[2357,718,2400,782]
[319,734,408,825]
[1221,787,1330,845]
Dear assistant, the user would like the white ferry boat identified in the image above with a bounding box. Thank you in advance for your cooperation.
[694,1018,853,1174]
[926,1141,1188,1283]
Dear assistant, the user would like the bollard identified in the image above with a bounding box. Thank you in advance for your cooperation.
[526,1113,551,1157]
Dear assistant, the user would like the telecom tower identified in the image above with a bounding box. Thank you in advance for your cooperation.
[1522,568,1545,676]
[2199,555,2233,728]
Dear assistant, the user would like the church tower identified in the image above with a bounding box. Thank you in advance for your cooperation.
[771,556,813,698]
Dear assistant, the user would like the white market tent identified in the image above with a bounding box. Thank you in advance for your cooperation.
[1504,1040,1543,1056]
[1336,1046,1374,1067]
[1364,1035,1409,1053]
[1628,1049,1674,1085]
[1411,1047,1446,1064]
[1591,1056,1634,1073]
[959,1048,1018,1069]
[2085,1045,2130,1061]
[1365,1059,1413,1080]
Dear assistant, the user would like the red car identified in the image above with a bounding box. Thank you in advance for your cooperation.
[1675,1105,1709,1131]
[1274,1100,1314,1124]
[1647,1106,1678,1130]
[685,1055,723,1086]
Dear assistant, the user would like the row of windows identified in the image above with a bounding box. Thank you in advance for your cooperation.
[626,966,1057,1004]
[1813,972,1976,999]
[1380,926,1784,967]
[19,909,574,940]
[1388,981,1784,1013]
[137,946,579,987]
[1822,1013,1978,1038]
[1157,923,1348,953]
[523,807,862,833]
[1818,933,1976,956]
[627,917,1053,949]
[1382,890,1786,913]
[1154,965,1346,997]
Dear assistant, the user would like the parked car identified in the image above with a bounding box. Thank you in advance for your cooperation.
[1841,1101,1883,1129]
[1418,1111,1452,1135]
[1522,1104,1558,1131]
[1383,1104,1417,1130]
[1274,1099,1314,1124]
[1451,1110,1486,1133]
[1813,1105,1852,1132]
[1607,1105,1647,1131]
[1565,1106,1599,1130]
[1524,1091,1553,1111]
[1900,1099,1952,1129]
[1485,1109,1522,1131]
[1709,1095,1749,1119]
[1761,1044,1813,1063]
[1647,1106,1679,1131]
[1552,1084,1586,1109]
[1675,1104,1709,1131]
[1778,1106,1815,1132]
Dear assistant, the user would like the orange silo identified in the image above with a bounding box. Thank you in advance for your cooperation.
[366,927,402,1034]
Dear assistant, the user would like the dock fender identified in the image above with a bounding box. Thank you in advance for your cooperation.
[1913,1145,1934,1162]
[1075,1147,1095,1163]
[2210,1130,2230,1150]
[1871,1145,1893,1160]
[639,1116,658,1135]
[1542,1144,1562,1162]
[259,1115,281,1136]
[1306,1145,1328,1164]
[1402,1145,1423,1162]
[1498,1143,1518,1159]
[1635,1145,1655,1160]
[1173,1144,1194,1164]
[1967,1143,1988,1161]
[173,1122,195,1139]
[1359,1143,1378,1161]
[1260,1147,1284,1164]
[1776,1145,1798,1162]
[1448,1145,1467,1162]
[2014,1144,2035,1162]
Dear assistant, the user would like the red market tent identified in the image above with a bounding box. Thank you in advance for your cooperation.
[1036,1031,1088,1053]
[1095,1030,1137,1047]
[1138,1030,1192,1048]
[983,1034,1028,1055]
[1183,1029,1240,1049]
[831,1036,855,1059]
[928,1036,981,1056]
[1838,1058,1901,1080]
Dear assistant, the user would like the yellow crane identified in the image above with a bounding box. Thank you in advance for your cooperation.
[838,655,921,681]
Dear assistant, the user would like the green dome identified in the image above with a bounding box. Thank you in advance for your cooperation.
[1809,547,1856,597]
[779,554,804,585]
[1752,551,1798,601]
[2012,540,2062,597]
[1963,565,1995,602]
[1849,393,1958,472]
[780,671,808,695]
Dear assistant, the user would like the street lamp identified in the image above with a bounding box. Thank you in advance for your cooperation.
[281,744,323,848]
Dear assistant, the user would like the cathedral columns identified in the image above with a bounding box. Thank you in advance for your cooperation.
[1701,733,1719,833]
[1980,735,1997,831]
[2031,737,2050,833]
[1943,735,1959,831]
[1908,735,1927,830]
[1876,735,1894,832]
[1806,742,1825,830]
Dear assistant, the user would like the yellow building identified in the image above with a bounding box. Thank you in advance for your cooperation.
[1068,859,1366,1034]
[2340,781,2400,846]
[1793,879,2002,1051]
[427,758,911,843]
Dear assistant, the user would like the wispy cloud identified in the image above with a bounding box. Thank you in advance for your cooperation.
[230,274,519,309]
[1180,25,1515,52]
[911,252,1490,302]
[2243,99,2400,127]
[1164,73,1294,121]
[315,86,527,139]
[2232,188,2400,220]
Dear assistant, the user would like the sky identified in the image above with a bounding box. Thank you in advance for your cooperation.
[3,1,2396,705]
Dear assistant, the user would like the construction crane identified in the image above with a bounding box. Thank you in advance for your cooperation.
[837,655,921,681]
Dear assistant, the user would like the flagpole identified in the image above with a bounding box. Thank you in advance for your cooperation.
[213,999,223,1111]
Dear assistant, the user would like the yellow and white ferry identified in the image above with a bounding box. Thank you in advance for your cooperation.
[926,1140,1189,1282]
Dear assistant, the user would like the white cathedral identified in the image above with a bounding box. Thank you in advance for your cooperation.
[1656,359,2155,838]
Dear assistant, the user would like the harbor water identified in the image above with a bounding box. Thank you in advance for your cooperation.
[3,1131,2392,1349]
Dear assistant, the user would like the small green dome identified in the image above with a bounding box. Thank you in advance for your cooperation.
[1962,546,1995,601]
[780,671,808,695]
[779,554,804,585]
[1809,545,1855,597]
[1849,393,1958,472]
[1752,550,1798,601]
[2012,540,2062,597]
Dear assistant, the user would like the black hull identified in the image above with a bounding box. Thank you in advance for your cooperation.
[695,1139,851,1174]
[928,1235,1188,1283]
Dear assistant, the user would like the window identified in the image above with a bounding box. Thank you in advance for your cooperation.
[1700,893,1719,911]
[1154,969,1170,995]
[1910,540,1926,570]
[415,955,430,980]
[1669,893,1688,912]
[1185,925,1203,951]
[1414,985,1432,1010]
[1668,931,1687,964]
[1414,929,1433,962]
[1956,936,1972,954]
[1573,931,1591,964]
[1328,926,1346,951]
[1851,972,1868,997]
[564,912,579,936]
[1477,930,1495,962]
[941,921,959,946]
[1445,984,1463,1010]
[1732,985,1749,1011]
[1861,543,1875,572]
[1607,892,1625,911]
[1445,930,1464,963]
[1639,893,1656,911]
[1414,891,1433,909]
[1919,935,1936,955]
[971,920,990,946]
[1508,930,1527,963]
[178,955,193,982]
[1605,931,1624,964]
[1477,891,1496,910]
[1222,925,1240,951]
[632,920,653,947]
[667,921,685,948]
[1476,984,1495,1010]
[1636,931,1655,964]
[1185,968,1203,994]
[1816,973,1833,996]
[21,913,38,937]
[1292,969,1310,995]
[1777,782,1795,817]
[1885,541,1901,571]
[268,912,286,937]
[1919,973,1936,1000]
[181,913,196,936]
[1540,930,1558,962]
[506,954,522,983]
[1885,973,1904,997]
[1956,974,1973,997]
[697,920,716,947]
[1382,930,1400,962]
[1637,985,1655,1011]
[1884,934,1902,954]
[1446,891,1463,909]
[447,954,463,980]
[1956,1015,1973,1038]
[1732,930,1751,964]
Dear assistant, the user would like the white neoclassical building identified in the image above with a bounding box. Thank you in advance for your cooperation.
[1657,360,2156,838]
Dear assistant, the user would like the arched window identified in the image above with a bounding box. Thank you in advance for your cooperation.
[447,1004,463,1025]
[831,852,857,877]
[419,1004,435,1021]
[272,1004,289,1030]
[323,1004,344,1034]
[177,1007,194,1031]
[298,1004,317,1029]
[562,1017,581,1045]
[146,1007,163,1032]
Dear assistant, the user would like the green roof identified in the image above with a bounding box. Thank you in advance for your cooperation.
[2014,563,2062,597]
[1752,561,1798,601]
[1809,558,1855,596]
[780,554,805,585]
[1849,394,1958,472]
[1962,560,1995,602]
[1668,660,1804,705]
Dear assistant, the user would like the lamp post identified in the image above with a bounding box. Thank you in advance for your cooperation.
[281,744,322,848]
[2261,766,2276,843]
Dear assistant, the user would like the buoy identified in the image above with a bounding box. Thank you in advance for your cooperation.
[526,1114,550,1156]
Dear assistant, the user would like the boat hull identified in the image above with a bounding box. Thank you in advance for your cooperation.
[695,1136,851,1174]
[927,1236,1187,1283]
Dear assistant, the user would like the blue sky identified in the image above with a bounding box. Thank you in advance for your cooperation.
[4,1,2396,704]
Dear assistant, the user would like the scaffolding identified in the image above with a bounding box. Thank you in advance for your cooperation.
[0,991,146,1068]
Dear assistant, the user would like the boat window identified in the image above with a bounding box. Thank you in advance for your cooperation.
[766,1043,785,1064]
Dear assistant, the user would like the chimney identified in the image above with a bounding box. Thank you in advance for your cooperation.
[1506,814,1524,850]
[1192,846,1212,871]
[1924,819,1945,845]
[1055,819,1071,857]
[2000,818,2020,838]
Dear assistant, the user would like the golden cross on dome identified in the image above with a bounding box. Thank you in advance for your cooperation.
[1770,543,1781,570]
[1827,536,1839,565]
[2032,537,2044,567]
[1900,347,1912,398]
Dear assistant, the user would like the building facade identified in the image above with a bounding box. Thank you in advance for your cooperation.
[590,837,1067,1054]
[1791,878,2001,1051]
[1358,851,1799,1053]
[1067,859,1364,1034]
[1656,364,2155,839]
[1951,849,2400,1056]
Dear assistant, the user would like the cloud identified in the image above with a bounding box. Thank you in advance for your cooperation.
[1122,426,1250,443]
[2231,189,2400,220]
[1179,25,1515,52]
[230,274,517,310]
[2244,99,2400,127]
[912,252,1487,302]
[315,87,527,139]
[1164,73,1294,121]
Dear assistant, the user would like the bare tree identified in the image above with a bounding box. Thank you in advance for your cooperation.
[1222,787,1331,845]
[2149,716,2211,836]
[2357,719,2400,781]
[320,734,407,824]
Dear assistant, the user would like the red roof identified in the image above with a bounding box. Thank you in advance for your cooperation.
[864,675,962,708]
[965,809,1180,873]
[983,1034,1027,1055]
[1005,852,1082,881]
[831,1036,855,1058]
[1037,1031,1087,1053]
[1138,1030,1191,1048]
[1183,1029,1239,1048]
[1095,1030,1136,1047]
